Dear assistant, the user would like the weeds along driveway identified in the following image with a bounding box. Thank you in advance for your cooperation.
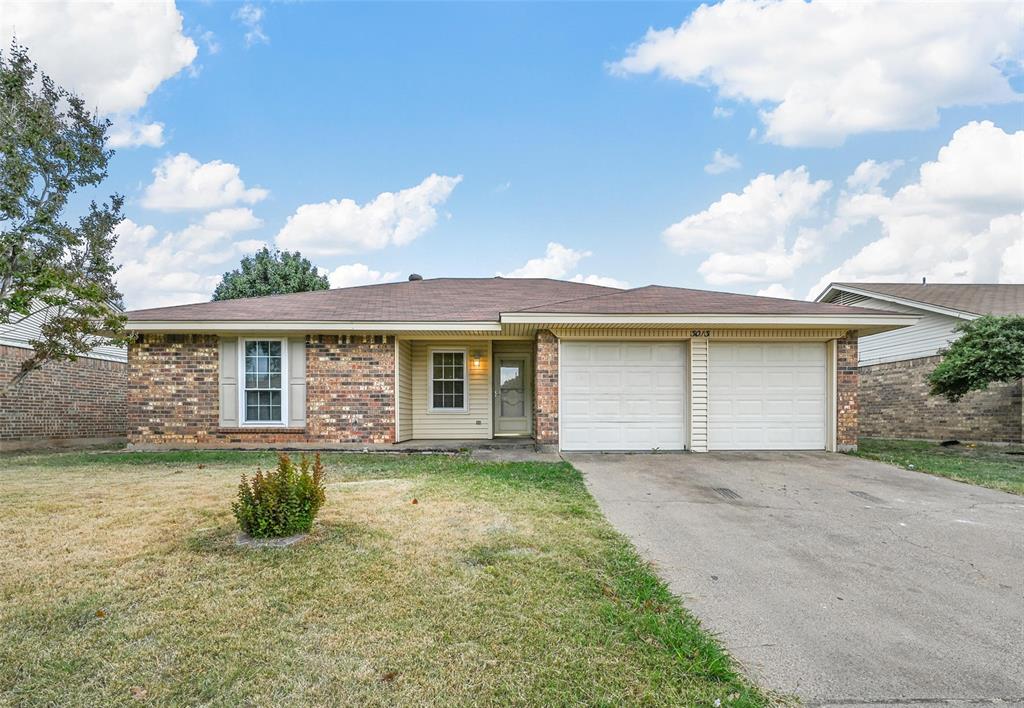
[569,451,1024,707]
[0,450,766,707]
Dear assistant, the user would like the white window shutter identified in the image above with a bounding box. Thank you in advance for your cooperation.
[219,337,239,427]
[288,338,306,427]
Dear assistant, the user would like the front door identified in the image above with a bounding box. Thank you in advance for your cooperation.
[493,356,531,435]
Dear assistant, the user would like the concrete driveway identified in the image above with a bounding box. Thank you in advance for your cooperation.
[567,452,1024,707]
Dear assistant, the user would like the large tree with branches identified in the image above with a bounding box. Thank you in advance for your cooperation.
[0,42,126,387]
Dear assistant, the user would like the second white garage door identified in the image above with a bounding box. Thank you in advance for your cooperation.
[561,342,686,451]
[709,342,826,450]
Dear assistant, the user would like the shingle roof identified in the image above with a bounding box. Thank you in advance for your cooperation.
[125,277,895,323]
[832,283,1024,317]
[514,284,887,316]
[125,278,619,322]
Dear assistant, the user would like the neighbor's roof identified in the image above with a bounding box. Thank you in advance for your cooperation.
[826,283,1024,317]
[125,277,897,323]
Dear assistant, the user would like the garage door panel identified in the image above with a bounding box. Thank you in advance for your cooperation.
[709,342,826,451]
[561,342,686,451]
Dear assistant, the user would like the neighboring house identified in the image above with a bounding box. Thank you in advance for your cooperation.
[816,283,1024,444]
[1,308,128,451]
[121,277,915,453]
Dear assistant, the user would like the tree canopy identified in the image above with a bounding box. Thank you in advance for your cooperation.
[0,42,126,387]
[212,247,330,301]
[928,315,1024,402]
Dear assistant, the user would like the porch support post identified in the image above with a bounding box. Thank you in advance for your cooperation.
[534,330,559,449]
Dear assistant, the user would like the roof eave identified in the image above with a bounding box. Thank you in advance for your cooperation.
[124,320,504,333]
[499,312,919,332]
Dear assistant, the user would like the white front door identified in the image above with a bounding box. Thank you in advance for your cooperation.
[560,342,687,451]
[708,342,826,450]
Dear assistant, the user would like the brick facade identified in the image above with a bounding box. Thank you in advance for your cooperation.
[860,355,1023,443]
[128,334,395,447]
[836,334,859,451]
[306,335,396,444]
[1,344,127,450]
[534,330,559,445]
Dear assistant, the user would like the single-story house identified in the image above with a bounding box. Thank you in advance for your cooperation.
[816,282,1024,444]
[123,277,916,452]
[1,307,128,451]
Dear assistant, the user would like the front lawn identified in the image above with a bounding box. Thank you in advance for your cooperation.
[0,451,765,706]
[852,438,1024,495]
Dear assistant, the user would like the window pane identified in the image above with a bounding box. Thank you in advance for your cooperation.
[269,356,281,374]
[269,374,281,389]
[268,342,281,357]
[245,342,258,357]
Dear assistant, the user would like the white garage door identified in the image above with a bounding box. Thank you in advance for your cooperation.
[709,342,826,450]
[561,342,686,451]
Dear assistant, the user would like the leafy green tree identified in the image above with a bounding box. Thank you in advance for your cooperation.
[928,315,1024,401]
[1,42,126,387]
[212,247,330,301]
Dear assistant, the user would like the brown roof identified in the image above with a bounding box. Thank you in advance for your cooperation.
[832,283,1024,317]
[126,278,619,322]
[515,284,889,316]
[125,277,897,323]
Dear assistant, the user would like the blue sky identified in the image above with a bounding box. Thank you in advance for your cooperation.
[4,1,1022,308]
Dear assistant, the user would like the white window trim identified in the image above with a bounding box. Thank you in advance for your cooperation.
[237,337,290,427]
[427,347,468,414]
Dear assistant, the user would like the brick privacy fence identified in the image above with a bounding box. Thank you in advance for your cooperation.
[0,344,127,450]
[534,330,559,445]
[128,334,396,447]
[860,355,1023,443]
[836,334,859,451]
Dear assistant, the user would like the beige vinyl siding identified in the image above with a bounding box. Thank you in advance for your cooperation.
[853,297,965,366]
[411,340,492,439]
[397,339,413,441]
[689,338,708,452]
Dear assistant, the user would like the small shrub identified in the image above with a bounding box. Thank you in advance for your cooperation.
[232,453,326,538]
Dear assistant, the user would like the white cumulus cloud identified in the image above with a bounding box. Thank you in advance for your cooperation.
[113,210,265,309]
[570,274,629,289]
[664,167,831,284]
[1,1,197,150]
[756,283,796,300]
[612,0,1023,146]
[808,121,1024,297]
[327,264,401,289]
[141,153,269,212]
[275,174,462,257]
[499,242,627,287]
[704,149,741,175]
[107,120,165,149]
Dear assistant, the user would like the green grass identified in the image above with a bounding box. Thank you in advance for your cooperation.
[0,452,768,706]
[852,438,1024,495]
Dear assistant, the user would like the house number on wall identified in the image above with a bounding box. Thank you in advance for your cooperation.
[690,329,711,337]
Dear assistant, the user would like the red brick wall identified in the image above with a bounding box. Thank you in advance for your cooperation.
[0,345,127,449]
[534,330,558,445]
[836,333,859,450]
[128,334,396,447]
[860,355,1022,443]
[307,335,395,444]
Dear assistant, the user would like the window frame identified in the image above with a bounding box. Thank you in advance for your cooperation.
[427,347,468,414]
[237,337,290,426]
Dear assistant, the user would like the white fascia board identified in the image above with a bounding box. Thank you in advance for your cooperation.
[815,284,980,320]
[499,312,919,328]
[125,320,503,333]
